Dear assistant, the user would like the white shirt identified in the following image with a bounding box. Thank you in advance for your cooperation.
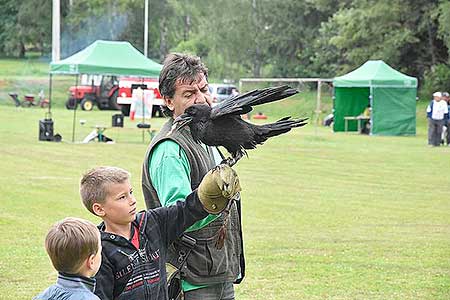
[427,100,448,120]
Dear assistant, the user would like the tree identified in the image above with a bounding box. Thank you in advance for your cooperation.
[437,0,450,60]
[316,0,448,80]
[0,0,57,57]
[0,0,448,89]
[16,0,54,56]
[0,0,20,56]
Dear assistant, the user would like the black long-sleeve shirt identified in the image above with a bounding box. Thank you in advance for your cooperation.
[94,191,207,300]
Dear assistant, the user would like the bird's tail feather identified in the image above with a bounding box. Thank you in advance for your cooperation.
[261,117,308,138]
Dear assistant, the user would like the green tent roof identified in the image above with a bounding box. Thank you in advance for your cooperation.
[333,60,417,88]
[50,40,162,77]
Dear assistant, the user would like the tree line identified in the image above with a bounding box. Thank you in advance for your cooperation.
[0,0,449,95]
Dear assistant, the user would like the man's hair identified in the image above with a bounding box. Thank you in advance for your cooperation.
[159,53,208,117]
[45,217,100,274]
[80,166,130,214]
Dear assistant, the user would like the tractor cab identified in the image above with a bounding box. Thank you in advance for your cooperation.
[66,74,120,111]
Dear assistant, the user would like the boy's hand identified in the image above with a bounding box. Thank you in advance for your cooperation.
[197,164,241,214]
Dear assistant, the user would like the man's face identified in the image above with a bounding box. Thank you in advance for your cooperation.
[164,74,212,118]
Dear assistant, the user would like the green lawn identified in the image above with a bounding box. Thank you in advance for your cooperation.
[0,59,449,299]
[0,105,449,300]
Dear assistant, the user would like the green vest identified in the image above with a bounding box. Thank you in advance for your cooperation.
[142,118,245,285]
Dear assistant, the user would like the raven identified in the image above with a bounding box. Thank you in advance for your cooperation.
[171,85,308,166]
[170,85,307,249]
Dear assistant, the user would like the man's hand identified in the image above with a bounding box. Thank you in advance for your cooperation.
[197,164,241,214]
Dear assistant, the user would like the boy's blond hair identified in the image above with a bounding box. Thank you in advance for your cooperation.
[80,166,130,214]
[45,217,100,274]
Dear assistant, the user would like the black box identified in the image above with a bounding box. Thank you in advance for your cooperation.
[39,118,54,141]
[112,114,124,127]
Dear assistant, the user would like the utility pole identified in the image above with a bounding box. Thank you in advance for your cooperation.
[52,0,60,62]
[144,0,149,57]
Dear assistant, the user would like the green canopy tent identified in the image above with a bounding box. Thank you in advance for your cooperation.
[333,60,418,135]
[48,40,162,142]
[50,40,162,76]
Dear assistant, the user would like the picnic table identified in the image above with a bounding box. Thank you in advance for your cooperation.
[344,116,370,132]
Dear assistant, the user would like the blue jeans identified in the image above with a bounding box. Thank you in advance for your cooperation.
[184,282,235,300]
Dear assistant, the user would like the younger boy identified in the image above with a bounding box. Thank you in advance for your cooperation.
[34,217,102,300]
[80,165,240,300]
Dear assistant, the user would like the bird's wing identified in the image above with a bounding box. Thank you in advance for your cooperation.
[210,85,298,119]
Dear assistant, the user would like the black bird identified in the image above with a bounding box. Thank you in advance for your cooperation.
[171,85,308,166]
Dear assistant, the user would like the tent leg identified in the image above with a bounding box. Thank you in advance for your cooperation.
[48,74,53,115]
[369,86,373,135]
[72,74,79,143]
[313,80,322,135]
[316,80,322,125]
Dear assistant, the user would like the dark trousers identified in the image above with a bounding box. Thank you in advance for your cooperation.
[445,122,450,145]
[428,118,445,146]
[184,282,234,300]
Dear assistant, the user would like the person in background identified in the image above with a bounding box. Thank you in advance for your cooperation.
[426,92,448,147]
[362,104,371,117]
[442,92,450,146]
[360,104,371,134]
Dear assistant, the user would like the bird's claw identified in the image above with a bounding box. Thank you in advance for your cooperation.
[220,157,236,167]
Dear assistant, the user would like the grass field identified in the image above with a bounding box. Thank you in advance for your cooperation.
[1,59,450,299]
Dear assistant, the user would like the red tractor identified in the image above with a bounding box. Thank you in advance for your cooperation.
[65,75,120,111]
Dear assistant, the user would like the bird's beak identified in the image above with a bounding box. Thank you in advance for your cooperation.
[173,114,193,130]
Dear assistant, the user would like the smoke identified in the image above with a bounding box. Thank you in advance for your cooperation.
[60,13,129,58]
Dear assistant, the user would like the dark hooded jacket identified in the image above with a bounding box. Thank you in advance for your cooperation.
[94,191,207,300]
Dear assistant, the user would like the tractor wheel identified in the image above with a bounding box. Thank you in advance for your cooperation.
[109,90,121,110]
[97,99,110,110]
[65,98,77,110]
[80,98,94,111]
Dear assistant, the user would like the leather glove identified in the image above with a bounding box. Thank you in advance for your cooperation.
[197,164,241,214]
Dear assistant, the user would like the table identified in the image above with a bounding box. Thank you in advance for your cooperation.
[344,116,370,132]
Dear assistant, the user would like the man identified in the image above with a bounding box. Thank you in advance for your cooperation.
[443,92,450,146]
[426,92,448,147]
[142,53,245,300]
